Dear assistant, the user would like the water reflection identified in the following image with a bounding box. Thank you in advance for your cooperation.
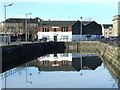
[72,54,102,72]
[0,53,119,88]
[25,63,32,85]
[37,53,73,71]
[37,53,102,73]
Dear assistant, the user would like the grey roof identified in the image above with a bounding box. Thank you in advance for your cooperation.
[5,17,41,23]
[39,20,91,27]
[81,21,93,25]
[39,21,76,27]
[103,24,113,29]
[38,66,75,71]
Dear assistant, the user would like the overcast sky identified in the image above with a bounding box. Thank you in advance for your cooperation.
[0,0,119,24]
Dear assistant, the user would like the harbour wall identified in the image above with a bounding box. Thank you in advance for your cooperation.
[2,42,66,72]
[65,41,120,86]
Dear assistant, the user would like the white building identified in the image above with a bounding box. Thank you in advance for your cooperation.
[38,20,102,42]
[37,53,72,66]
[38,21,75,42]
[102,24,113,38]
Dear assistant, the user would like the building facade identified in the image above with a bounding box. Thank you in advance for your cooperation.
[72,21,102,41]
[38,20,102,42]
[37,53,102,71]
[85,21,102,40]
[72,20,86,41]
[112,15,120,39]
[38,21,75,42]
[0,17,41,42]
[102,24,113,38]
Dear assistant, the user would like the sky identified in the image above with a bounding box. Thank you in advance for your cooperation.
[0,0,119,24]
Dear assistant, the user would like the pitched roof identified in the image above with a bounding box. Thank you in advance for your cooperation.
[5,18,41,23]
[39,20,91,27]
[85,21,102,27]
[39,21,76,27]
[38,66,75,71]
[103,24,113,29]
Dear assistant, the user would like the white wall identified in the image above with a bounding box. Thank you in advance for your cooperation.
[38,53,72,61]
[38,31,102,42]
[38,32,72,42]
[72,35,102,41]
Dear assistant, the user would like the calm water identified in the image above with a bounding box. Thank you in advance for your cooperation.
[0,53,119,88]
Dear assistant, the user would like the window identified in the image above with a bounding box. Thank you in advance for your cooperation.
[19,27,22,29]
[62,60,68,65]
[61,35,68,40]
[7,27,9,29]
[62,27,68,32]
[54,54,58,57]
[54,60,57,64]
[54,28,57,32]
[86,34,91,38]
[42,27,49,32]
[109,32,112,34]
[43,60,49,66]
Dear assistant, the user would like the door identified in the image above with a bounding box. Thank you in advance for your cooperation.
[54,36,57,42]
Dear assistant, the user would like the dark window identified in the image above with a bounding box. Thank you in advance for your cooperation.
[54,28,57,32]
[109,32,112,34]
[43,60,49,66]
[86,34,91,38]
[62,27,68,32]
[19,27,22,29]
[54,60,57,64]
[54,54,57,57]
[42,27,49,32]
[62,60,68,65]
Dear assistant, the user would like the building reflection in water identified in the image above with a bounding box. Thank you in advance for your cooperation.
[37,53,73,71]
[37,53,102,72]
[72,53,102,71]
[1,53,119,89]
[36,53,119,89]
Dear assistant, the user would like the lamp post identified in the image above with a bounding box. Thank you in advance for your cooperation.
[25,13,32,42]
[25,62,32,84]
[80,17,82,40]
[80,17,83,75]
[4,3,13,45]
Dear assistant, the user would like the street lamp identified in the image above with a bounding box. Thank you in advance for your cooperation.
[80,17,82,40]
[4,3,13,45]
[25,62,32,84]
[25,13,32,42]
[80,17,83,75]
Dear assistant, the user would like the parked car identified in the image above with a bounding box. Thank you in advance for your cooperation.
[39,37,47,43]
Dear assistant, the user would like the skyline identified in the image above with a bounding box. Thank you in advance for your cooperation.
[0,0,119,24]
